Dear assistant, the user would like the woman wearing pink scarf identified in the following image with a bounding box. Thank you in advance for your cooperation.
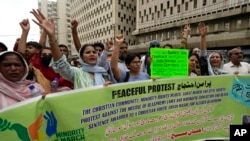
[0,51,44,109]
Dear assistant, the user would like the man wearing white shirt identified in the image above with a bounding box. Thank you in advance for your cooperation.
[223,47,250,75]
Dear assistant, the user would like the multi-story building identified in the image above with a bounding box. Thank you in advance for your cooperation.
[71,0,137,48]
[132,0,250,60]
[38,0,75,56]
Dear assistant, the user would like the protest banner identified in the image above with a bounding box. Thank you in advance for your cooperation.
[0,75,250,141]
[150,48,189,78]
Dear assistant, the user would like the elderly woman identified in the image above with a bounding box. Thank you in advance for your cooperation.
[31,9,111,89]
[0,51,44,109]
[208,52,228,75]
[197,22,227,75]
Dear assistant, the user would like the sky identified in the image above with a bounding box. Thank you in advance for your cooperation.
[0,0,40,50]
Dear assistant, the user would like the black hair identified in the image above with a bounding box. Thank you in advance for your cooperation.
[125,53,141,66]
[0,52,26,67]
[93,42,104,50]
[42,47,52,50]
[0,42,8,51]
[163,43,173,48]
[26,41,42,49]
[79,44,95,56]
[189,47,200,55]
[121,41,128,47]
[58,44,69,51]
[228,47,241,58]
[189,53,200,62]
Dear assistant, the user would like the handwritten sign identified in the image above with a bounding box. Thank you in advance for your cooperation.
[1,75,250,141]
[150,48,188,78]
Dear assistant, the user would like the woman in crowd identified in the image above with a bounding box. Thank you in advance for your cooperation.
[111,34,150,82]
[198,22,227,75]
[17,18,73,92]
[31,9,112,89]
[188,53,200,77]
[207,52,228,75]
[0,51,44,109]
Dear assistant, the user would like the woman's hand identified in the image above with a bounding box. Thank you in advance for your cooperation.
[30,9,55,37]
[103,81,112,86]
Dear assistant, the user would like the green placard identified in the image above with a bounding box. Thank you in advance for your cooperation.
[150,48,188,78]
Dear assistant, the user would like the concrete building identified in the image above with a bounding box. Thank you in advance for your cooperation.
[132,0,250,59]
[38,0,75,56]
[70,0,137,48]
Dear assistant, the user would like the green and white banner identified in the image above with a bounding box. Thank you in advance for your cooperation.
[0,75,250,141]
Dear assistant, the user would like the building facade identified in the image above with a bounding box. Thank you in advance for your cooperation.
[132,0,250,58]
[38,0,75,55]
[70,0,137,48]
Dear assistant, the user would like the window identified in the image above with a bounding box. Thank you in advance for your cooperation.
[213,0,216,3]
[236,20,242,29]
[225,23,230,31]
[164,9,166,16]
[141,0,144,5]
[185,2,188,11]
[203,0,207,6]
[157,11,160,18]
[170,7,173,15]
[182,0,184,4]
[174,0,177,6]
[149,8,151,14]
[214,24,218,31]
[194,0,197,8]
[161,3,163,10]
[155,6,157,12]
[167,1,170,9]
[177,5,180,13]
[152,13,154,20]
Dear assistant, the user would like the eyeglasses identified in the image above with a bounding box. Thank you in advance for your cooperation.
[131,61,142,64]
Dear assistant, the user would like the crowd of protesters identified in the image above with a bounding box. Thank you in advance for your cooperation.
[0,9,249,109]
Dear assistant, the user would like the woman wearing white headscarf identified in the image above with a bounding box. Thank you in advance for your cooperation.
[30,9,112,89]
[0,51,44,109]
[207,52,228,75]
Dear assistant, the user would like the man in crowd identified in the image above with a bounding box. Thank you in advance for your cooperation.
[223,47,250,75]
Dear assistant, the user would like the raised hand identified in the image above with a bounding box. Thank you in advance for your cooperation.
[19,19,30,32]
[71,19,78,30]
[28,113,43,140]
[30,9,55,37]
[198,22,207,38]
[115,34,124,43]
[43,111,57,137]
[182,24,190,38]
[105,40,114,51]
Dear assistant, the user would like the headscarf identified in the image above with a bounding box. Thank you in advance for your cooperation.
[0,51,44,109]
[207,52,228,75]
[78,46,109,85]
